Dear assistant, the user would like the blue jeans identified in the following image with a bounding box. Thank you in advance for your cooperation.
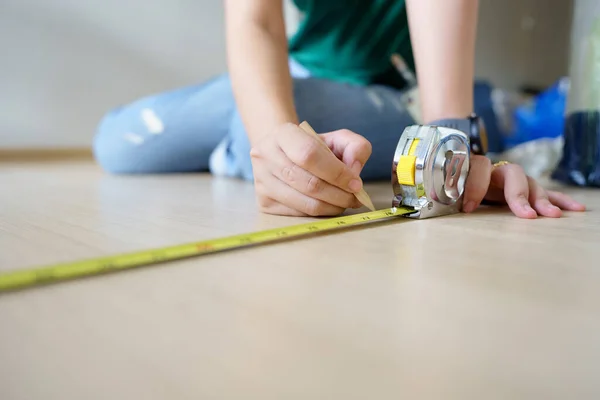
[93,62,496,181]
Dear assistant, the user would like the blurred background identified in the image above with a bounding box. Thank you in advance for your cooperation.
[0,0,579,174]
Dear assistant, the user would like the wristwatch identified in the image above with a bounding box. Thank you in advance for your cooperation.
[429,113,488,155]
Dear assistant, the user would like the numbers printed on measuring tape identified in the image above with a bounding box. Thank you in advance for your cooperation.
[196,243,214,252]
[35,269,55,282]
[152,253,165,262]
[100,262,116,272]
[0,208,416,292]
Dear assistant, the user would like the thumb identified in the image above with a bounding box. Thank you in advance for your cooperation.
[321,129,372,175]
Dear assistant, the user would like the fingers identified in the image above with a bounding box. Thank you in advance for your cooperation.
[462,155,492,213]
[250,123,363,217]
[252,136,359,209]
[321,129,373,175]
[277,124,363,193]
[491,163,537,219]
[274,150,360,209]
[255,170,345,217]
[527,177,562,218]
[277,164,361,209]
[486,163,586,218]
[547,191,587,211]
[255,197,308,217]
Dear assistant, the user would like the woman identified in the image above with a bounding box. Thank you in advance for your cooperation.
[93,0,585,218]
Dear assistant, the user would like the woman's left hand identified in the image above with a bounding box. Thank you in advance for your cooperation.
[462,155,586,218]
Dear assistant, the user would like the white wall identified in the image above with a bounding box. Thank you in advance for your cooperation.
[0,0,228,148]
[474,0,573,91]
[0,0,573,149]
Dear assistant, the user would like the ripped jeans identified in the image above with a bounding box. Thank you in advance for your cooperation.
[93,60,495,181]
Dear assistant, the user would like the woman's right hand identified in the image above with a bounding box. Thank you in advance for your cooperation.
[250,123,373,216]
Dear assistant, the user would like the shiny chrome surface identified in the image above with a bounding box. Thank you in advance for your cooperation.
[392,126,470,219]
[429,132,469,205]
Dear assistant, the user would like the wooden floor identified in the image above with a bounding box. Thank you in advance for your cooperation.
[1,160,600,399]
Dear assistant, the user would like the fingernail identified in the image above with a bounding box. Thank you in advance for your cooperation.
[349,179,363,193]
[351,161,362,176]
[571,201,585,210]
[463,201,475,213]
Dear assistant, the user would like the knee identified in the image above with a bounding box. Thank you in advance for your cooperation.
[224,112,254,181]
[93,107,163,174]
[93,108,141,174]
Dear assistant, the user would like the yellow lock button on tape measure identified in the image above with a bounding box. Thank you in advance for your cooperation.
[396,139,420,186]
[0,124,473,293]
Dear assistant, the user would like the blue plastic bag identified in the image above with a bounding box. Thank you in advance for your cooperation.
[505,78,568,149]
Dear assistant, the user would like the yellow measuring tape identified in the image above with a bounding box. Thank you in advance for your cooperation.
[0,207,415,293]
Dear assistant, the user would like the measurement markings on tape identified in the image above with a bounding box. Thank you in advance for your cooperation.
[0,207,414,292]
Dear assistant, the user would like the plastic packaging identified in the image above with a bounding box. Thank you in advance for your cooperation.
[490,78,568,179]
[552,0,600,186]
[508,78,569,149]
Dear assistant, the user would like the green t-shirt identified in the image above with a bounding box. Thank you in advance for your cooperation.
[288,0,414,89]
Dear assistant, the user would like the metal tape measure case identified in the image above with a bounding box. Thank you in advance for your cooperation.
[392,125,470,219]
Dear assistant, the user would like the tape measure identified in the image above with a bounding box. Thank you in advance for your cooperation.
[0,123,477,293]
[0,207,415,292]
